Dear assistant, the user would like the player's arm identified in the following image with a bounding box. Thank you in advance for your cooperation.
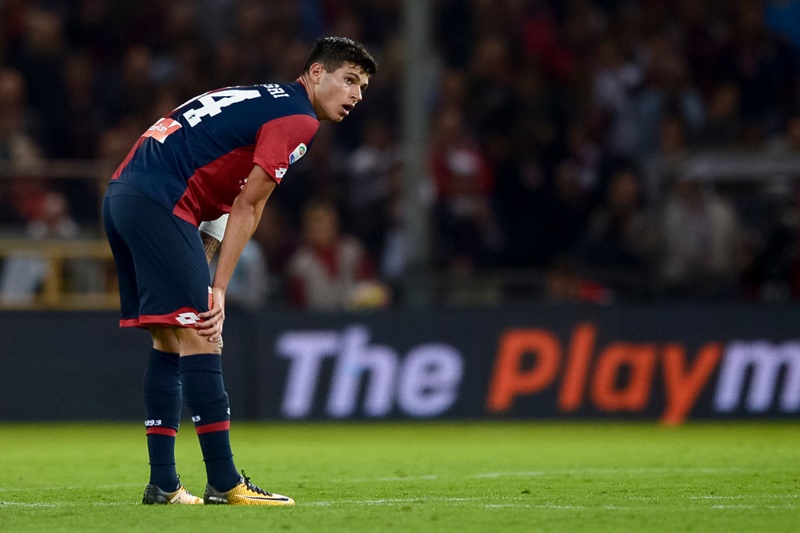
[201,232,220,262]
[199,214,228,262]
[196,164,276,339]
[198,214,229,347]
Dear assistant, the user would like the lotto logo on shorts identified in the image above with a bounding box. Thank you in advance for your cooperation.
[176,312,201,325]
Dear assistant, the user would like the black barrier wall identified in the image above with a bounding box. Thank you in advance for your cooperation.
[3,304,800,422]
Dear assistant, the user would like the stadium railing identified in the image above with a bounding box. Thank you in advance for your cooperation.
[0,159,117,309]
[0,237,118,309]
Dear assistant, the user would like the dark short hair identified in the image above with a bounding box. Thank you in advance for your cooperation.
[302,36,378,76]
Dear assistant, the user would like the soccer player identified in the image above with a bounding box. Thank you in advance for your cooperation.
[102,37,377,505]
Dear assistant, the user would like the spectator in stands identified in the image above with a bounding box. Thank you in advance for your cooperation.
[767,112,800,154]
[658,176,744,299]
[52,51,109,159]
[247,202,298,305]
[535,159,594,265]
[110,45,159,129]
[558,120,603,204]
[723,1,797,132]
[274,122,343,220]
[209,240,269,311]
[636,28,706,155]
[429,106,503,272]
[286,198,388,310]
[8,7,67,157]
[697,81,746,149]
[589,35,645,161]
[641,113,692,204]
[466,34,516,151]
[1,0,799,305]
[739,182,800,302]
[580,166,657,298]
[0,67,42,167]
[378,161,409,291]
[96,117,145,167]
[341,116,401,261]
[0,189,78,304]
[208,37,254,89]
[0,66,46,232]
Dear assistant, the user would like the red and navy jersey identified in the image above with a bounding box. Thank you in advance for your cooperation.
[110,81,318,226]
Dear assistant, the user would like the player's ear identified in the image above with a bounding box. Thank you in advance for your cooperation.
[308,62,325,84]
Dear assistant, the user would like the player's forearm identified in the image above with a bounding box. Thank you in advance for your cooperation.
[199,214,228,262]
[212,164,275,291]
[201,232,221,262]
[212,199,264,292]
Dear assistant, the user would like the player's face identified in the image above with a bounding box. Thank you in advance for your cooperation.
[314,63,369,122]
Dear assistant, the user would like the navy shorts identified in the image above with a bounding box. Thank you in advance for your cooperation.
[103,181,210,328]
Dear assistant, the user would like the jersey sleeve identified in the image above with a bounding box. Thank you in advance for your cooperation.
[253,114,319,183]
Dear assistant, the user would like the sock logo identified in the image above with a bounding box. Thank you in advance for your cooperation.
[144,419,162,427]
[191,415,201,422]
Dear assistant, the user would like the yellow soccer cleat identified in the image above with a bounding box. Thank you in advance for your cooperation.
[203,471,295,506]
[142,483,203,504]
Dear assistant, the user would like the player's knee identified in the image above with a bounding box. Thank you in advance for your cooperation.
[150,326,180,353]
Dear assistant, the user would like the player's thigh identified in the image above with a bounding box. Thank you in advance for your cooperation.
[105,186,210,326]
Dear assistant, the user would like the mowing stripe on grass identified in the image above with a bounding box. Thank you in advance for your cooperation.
[3,494,796,511]
[0,466,755,494]
[3,500,795,510]
[329,466,751,483]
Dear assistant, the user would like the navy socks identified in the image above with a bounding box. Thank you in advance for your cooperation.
[143,349,182,491]
[180,353,240,492]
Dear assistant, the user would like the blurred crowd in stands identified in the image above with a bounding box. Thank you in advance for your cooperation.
[1,0,800,308]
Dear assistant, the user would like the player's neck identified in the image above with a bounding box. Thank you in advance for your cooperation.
[296,75,317,116]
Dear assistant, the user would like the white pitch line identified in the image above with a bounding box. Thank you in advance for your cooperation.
[0,483,140,493]
[301,499,647,511]
[542,467,748,475]
[0,501,60,507]
[691,495,747,500]
[691,494,799,500]
[2,468,793,511]
[302,497,520,507]
[472,471,544,478]
[2,497,795,511]
[0,501,138,507]
[710,504,798,510]
[376,475,440,481]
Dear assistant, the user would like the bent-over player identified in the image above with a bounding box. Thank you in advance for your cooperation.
[102,37,377,505]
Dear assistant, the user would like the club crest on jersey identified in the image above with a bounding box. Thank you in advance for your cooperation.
[289,143,307,165]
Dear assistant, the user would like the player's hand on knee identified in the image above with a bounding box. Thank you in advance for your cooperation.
[197,288,225,344]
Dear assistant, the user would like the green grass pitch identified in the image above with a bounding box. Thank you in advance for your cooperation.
[0,421,798,532]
